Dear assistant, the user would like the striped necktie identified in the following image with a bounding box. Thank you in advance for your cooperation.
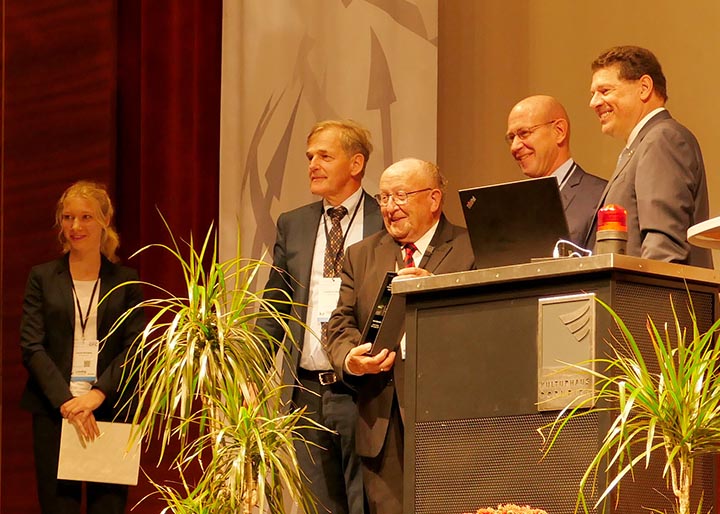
[403,242,417,268]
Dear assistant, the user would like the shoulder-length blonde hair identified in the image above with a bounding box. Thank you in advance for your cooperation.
[55,181,121,262]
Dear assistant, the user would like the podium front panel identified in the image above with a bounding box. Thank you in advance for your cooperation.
[400,258,718,514]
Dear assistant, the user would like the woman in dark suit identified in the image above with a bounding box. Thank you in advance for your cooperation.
[19,181,144,514]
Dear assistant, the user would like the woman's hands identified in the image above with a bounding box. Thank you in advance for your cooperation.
[60,389,106,442]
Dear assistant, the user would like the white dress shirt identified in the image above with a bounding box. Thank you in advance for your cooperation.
[301,187,365,370]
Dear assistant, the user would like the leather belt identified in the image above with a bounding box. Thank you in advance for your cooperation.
[298,367,338,386]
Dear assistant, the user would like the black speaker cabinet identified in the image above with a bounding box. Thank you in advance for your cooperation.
[395,255,719,514]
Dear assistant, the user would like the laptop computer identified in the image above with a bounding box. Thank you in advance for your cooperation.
[458,176,570,269]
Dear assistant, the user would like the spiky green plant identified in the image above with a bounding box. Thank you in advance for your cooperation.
[108,216,326,513]
[540,295,720,514]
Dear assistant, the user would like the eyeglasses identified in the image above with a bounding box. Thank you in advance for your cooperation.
[374,188,432,206]
[504,119,558,145]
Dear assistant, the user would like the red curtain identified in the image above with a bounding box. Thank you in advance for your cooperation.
[115,1,222,510]
[2,1,221,511]
[116,0,222,288]
[1,2,118,512]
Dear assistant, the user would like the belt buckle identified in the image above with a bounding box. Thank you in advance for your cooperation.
[318,371,337,386]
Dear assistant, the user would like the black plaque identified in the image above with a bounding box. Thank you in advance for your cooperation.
[359,271,404,355]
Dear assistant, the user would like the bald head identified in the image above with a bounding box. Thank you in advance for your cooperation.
[511,95,569,125]
[506,95,572,179]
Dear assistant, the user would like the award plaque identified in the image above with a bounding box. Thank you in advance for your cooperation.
[359,271,404,355]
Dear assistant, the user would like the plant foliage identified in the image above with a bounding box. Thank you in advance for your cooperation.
[109,216,325,513]
[540,295,720,514]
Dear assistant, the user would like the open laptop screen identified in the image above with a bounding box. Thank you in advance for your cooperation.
[458,176,569,269]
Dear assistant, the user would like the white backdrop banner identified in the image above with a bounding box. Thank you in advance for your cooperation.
[219,0,438,267]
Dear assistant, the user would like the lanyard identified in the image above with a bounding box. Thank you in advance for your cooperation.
[71,277,100,340]
[321,195,362,257]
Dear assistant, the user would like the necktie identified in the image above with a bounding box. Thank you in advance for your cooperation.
[403,243,417,268]
[616,147,633,171]
[323,206,348,278]
[320,205,347,350]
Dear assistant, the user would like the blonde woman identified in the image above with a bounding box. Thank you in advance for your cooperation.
[19,181,144,514]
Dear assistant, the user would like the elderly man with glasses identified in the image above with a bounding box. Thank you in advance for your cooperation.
[506,94,606,247]
[326,158,475,514]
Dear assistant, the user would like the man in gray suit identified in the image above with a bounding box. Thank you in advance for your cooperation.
[586,45,712,268]
[258,120,384,513]
[326,158,475,514]
[506,95,607,247]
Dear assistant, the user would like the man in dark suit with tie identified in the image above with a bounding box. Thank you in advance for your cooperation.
[326,158,475,514]
[506,95,607,247]
[258,120,384,513]
[586,45,712,268]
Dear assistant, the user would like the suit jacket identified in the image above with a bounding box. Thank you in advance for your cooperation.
[19,254,145,420]
[584,110,712,268]
[561,163,607,247]
[257,191,384,389]
[326,215,475,458]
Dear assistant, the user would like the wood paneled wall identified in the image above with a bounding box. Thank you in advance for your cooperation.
[438,1,720,237]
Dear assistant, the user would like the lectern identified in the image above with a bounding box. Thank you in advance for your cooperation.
[393,255,719,514]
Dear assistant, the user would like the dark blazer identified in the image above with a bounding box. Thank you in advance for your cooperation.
[326,215,474,458]
[561,163,607,247]
[20,254,144,420]
[257,191,384,388]
[585,110,712,268]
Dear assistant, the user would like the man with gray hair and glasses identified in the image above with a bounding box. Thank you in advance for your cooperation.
[326,158,474,514]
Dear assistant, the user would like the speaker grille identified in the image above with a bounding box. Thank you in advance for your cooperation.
[414,412,715,514]
[611,282,715,369]
[414,413,599,514]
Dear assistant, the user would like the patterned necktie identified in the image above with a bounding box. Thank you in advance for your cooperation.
[323,206,347,278]
[403,242,417,268]
[320,205,348,351]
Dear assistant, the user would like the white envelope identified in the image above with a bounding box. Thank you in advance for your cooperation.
[57,420,141,485]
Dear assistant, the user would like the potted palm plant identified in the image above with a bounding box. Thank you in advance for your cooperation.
[541,295,720,514]
[110,219,324,514]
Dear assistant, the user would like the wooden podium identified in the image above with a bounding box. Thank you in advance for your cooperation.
[392,254,720,514]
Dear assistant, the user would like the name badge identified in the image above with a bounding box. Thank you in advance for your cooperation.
[317,277,341,323]
[71,338,99,382]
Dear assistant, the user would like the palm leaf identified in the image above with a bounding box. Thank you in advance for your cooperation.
[540,294,720,514]
[105,214,326,513]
